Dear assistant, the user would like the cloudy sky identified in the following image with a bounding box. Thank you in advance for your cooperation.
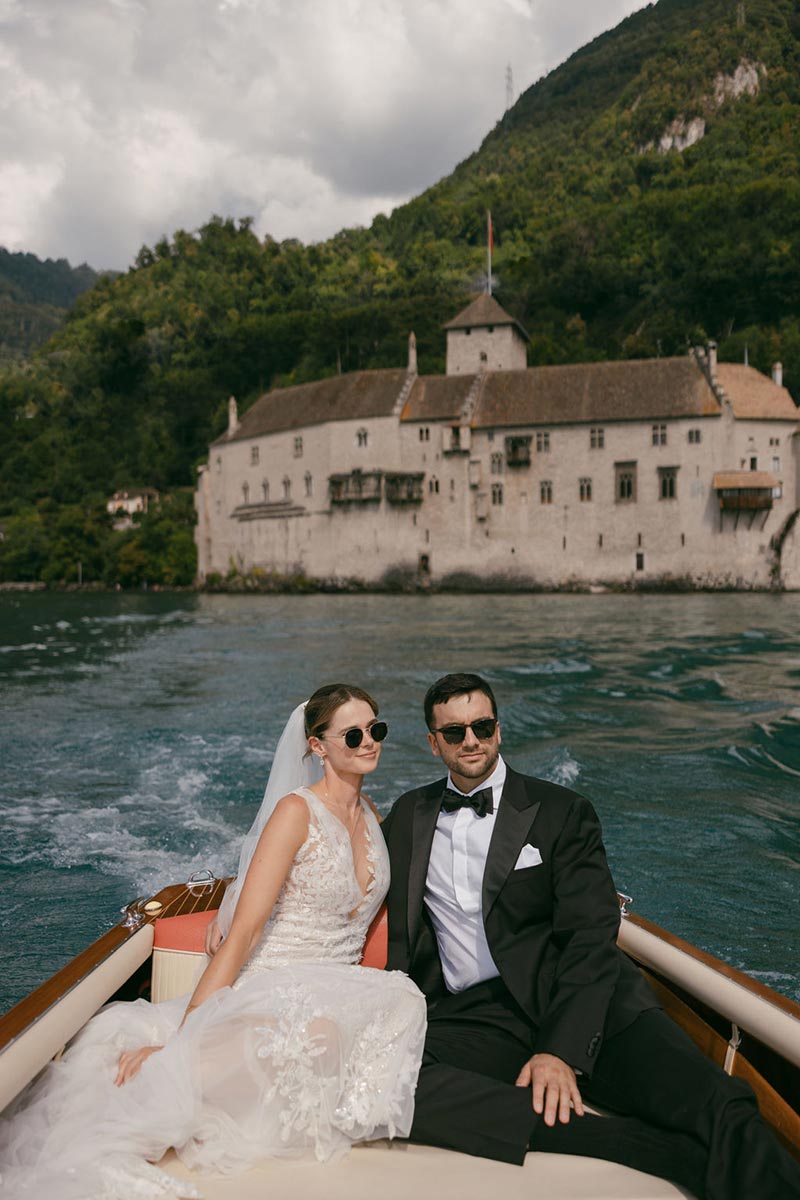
[0,0,649,270]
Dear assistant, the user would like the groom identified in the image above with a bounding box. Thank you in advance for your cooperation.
[381,672,800,1199]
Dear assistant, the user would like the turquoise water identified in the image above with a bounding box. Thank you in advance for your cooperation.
[1,591,798,1015]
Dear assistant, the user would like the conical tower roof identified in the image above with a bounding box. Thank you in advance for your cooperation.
[443,294,529,341]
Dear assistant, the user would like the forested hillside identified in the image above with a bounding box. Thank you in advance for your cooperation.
[1,0,799,584]
[0,248,98,363]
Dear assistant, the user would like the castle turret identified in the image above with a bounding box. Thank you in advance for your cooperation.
[227,395,239,436]
[443,294,528,375]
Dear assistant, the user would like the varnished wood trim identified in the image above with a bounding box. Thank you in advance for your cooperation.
[0,879,231,1054]
[623,911,800,1021]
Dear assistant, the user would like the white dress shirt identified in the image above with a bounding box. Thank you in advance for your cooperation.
[424,756,507,993]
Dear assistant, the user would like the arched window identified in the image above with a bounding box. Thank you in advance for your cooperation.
[283,476,291,501]
[491,452,504,475]
[357,428,368,448]
[304,471,313,497]
[242,482,250,504]
[261,480,269,502]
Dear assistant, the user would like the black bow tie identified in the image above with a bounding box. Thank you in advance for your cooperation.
[441,785,494,818]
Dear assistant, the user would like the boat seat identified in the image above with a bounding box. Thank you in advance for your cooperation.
[152,905,389,1003]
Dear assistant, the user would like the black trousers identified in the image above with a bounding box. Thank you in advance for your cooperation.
[407,978,800,1200]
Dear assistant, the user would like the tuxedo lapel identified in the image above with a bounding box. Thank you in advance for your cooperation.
[482,767,540,919]
[406,784,445,949]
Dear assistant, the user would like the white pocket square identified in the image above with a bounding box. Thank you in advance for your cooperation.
[514,844,543,870]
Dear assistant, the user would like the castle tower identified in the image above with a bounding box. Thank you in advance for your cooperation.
[443,294,529,375]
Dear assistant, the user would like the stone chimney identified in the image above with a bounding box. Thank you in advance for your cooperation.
[227,395,239,436]
[407,331,418,375]
[772,362,783,388]
[707,341,718,385]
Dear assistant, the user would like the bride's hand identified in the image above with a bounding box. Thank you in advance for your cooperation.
[115,1045,162,1086]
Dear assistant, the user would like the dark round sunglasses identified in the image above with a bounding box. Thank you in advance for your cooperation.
[325,721,389,750]
[430,718,497,745]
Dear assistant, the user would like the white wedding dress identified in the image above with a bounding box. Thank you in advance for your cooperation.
[0,788,426,1199]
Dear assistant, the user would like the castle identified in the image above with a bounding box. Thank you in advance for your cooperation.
[195,295,800,590]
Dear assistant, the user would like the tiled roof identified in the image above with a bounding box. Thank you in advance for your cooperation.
[215,369,408,443]
[401,374,476,422]
[716,364,798,420]
[211,359,798,444]
[713,471,778,489]
[472,358,727,427]
[443,294,529,340]
[399,357,726,427]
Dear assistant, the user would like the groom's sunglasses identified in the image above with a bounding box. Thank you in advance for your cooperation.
[326,721,389,749]
[430,718,497,745]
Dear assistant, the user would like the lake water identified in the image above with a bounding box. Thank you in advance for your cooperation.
[1,590,799,1015]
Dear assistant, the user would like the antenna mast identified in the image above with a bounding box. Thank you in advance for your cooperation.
[506,63,514,110]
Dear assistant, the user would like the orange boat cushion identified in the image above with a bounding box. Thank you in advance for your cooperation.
[154,904,389,969]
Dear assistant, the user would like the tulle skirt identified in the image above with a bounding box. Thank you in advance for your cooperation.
[0,962,426,1199]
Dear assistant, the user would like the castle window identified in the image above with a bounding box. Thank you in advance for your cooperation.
[659,467,678,500]
[688,428,701,444]
[283,476,291,501]
[487,430,495,442]
[242,482,250,504]
[590,427,604,449]
[536,431,551,453]
[428,476,440,494]
[636,552,645,571]
[491,452,504,475]
[750,456,757,471]
[294,436,303,458]
[615,461,637,503]
[652,423,667,446]
[357,428,368,448]
[579,477,592,502]
[250,446,260,465]
[492,483,504,506]
[419,427,430,442]
[540,480,553,504]
[304,471,313,497]
[772,456,781,473]
[261,480,269,502]
[505,436,531,467]
[480,351,488,364]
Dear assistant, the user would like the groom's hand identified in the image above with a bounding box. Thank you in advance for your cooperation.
[516,1053,585,1126]
[205,916,223,956]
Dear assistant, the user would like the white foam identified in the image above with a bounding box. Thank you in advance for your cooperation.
[540,747,582,788]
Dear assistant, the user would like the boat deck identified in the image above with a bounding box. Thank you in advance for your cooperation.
[158,1140,692,1199]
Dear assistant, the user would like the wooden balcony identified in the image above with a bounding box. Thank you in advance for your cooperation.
[329,470,383,505]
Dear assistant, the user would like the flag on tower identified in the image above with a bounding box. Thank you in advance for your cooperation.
[487,209,494,251]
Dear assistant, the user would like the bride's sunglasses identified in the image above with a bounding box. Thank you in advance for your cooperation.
[430,718,497,745]
[325,721,389,749]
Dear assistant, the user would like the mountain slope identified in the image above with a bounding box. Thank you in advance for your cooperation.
[0,248,98,363]
[1,0,798,524]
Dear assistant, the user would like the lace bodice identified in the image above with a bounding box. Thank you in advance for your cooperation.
[235,788,387,985]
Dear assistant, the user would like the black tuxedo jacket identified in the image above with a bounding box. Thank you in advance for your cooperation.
[382,765,657,1077]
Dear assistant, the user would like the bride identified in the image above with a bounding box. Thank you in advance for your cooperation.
[0,684,427,1199]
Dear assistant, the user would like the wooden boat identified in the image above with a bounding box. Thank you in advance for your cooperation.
[1,878,798,1199]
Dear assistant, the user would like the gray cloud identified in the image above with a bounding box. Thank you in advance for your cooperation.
[0,0,648,269]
